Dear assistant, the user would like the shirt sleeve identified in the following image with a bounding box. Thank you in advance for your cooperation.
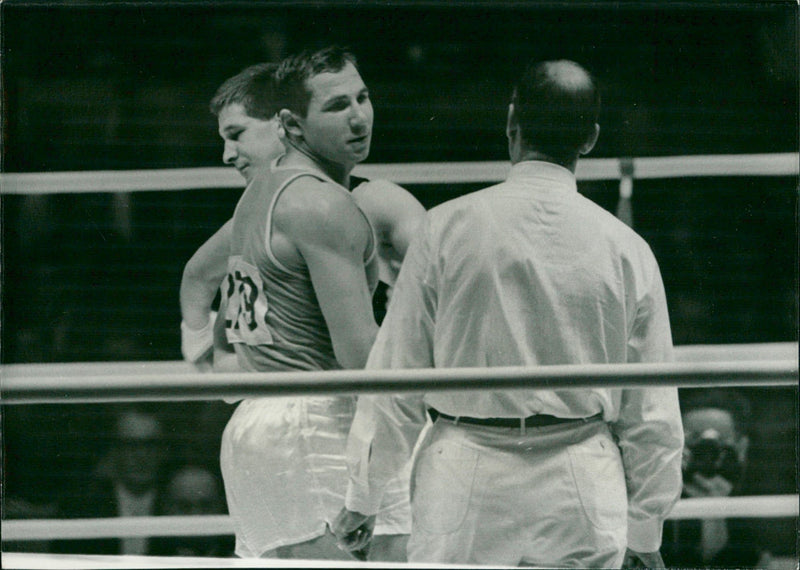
[365,213,437,370]
[345,393,428,515]
[344,216,436,514]
[614,259,684,552]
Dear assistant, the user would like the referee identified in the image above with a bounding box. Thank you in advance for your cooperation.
[333,59,684,568]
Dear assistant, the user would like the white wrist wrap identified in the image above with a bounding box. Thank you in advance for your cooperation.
[181,311,217,363]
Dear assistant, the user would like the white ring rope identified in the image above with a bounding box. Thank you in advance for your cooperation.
[0,552,396,569]
[2,495,797,543]
[4,343,793,381]
[2,515,234,541]
[0,153,797,195]
[0,552,354,570]
[2,358,796,405]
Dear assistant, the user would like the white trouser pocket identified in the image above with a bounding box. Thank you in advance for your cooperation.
[567,431,627,530]
[411,436,479,535]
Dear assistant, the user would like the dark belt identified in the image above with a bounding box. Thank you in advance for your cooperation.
[428,408,601,429]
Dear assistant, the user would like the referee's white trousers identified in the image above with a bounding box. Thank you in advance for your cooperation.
[408,417,627,568]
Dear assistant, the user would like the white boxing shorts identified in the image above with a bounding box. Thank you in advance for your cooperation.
[220,396,411,558]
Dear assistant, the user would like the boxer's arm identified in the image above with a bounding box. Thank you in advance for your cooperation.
[277,181,379,369]
[352,179,425,286]
[180,219,231,328]
[180,220,232,367]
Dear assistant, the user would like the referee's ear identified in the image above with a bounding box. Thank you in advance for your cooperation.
[506,102,524,163]
[506,102,518,141]
[579,123,600,156]
[279,108,303,141]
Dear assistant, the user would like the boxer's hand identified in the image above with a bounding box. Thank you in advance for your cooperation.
[180,311,216,371]
[332,507,376,555]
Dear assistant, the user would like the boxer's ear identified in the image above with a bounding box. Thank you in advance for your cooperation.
[279,109,303,140]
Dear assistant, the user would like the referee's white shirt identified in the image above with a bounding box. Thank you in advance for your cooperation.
[345,160,684,553]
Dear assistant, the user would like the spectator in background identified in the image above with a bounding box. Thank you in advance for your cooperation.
[2,498,58,554]
[151,464,234,558]
[52,405,168,556]
[662,389,769,568]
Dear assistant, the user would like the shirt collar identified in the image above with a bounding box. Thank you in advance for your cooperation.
[507,160,578,193]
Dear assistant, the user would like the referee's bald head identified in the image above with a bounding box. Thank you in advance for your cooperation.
[512,60,600,166]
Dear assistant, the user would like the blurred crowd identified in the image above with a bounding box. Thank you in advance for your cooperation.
[4,403,234,557]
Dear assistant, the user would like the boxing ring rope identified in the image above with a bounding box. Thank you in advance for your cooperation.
[3,494,798,544]
[1,153,797,195]
[2,552,390,569]
[2,356,797,404]
[6,499,800,569]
